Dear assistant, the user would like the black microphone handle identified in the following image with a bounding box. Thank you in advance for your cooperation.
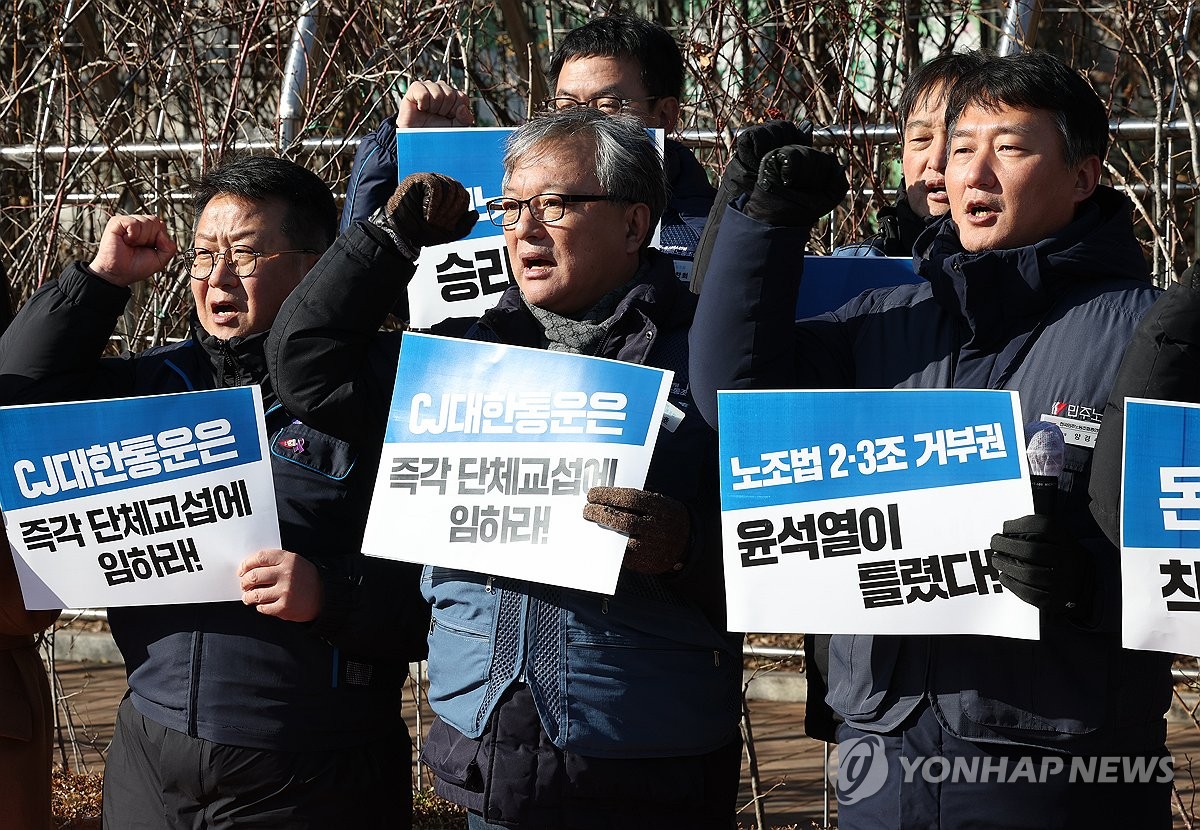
[1030,474,1058,516]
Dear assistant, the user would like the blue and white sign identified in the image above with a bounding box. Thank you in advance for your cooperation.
[719,388,1038,637]
[1121,398,1200,654]
[0,388,280,609]
[796,256,920,319]
[398,127,664,328]
[362,333,673,593]
[397,128,512,328]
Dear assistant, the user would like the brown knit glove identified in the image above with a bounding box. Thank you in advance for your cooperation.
[583,486,691,575]
[380,172,478,250]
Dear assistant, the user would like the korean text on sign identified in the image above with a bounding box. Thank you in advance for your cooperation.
[0,387,279,609]
[363,333,672,594]
[717,388,1036,637]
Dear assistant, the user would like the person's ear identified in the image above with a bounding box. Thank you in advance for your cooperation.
[1072,155,1102,205]
[624,203,652,253]
[651,96,680,133]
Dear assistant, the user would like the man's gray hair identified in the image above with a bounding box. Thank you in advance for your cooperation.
[502,108,668,244]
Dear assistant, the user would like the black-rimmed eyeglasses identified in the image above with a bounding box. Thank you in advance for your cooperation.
[182,246,318,280]
[538,95,658,115]
[484,193,616,227]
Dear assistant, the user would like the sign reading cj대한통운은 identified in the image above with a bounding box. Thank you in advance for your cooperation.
[361,333,673,595]
[0,387,280,609]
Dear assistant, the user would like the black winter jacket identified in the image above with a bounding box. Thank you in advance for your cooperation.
[0,263,427,750]
[690,186,1172,754]
[831,193,929,258]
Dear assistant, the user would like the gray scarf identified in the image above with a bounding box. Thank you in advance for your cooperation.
[523,261,650,355]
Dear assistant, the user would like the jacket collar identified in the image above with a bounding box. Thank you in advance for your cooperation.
[191,316,276,405]
[869,192,932,257]
[912,185,1150,348]
[892,194,932,256]
[664,138,718,201]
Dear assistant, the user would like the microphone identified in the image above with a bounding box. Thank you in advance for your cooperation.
[1024,421,1065,515]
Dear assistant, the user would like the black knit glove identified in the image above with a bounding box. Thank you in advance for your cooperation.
[691,120,813,294]
[583,486,690,575]
[371,172,477,257]
[725,120,815,192]
[990,514,1093,620]
[743,145,849,227]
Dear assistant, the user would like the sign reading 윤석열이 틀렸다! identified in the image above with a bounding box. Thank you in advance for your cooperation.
[0,387,280,609]
[718,388,1039,638]
[1120,397,1200,656]
[361,333,673,594]
[397,127,664,327]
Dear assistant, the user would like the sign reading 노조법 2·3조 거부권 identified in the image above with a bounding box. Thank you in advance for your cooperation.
[360,333,673,595]
[397,127,664,328]
[1120,397,1200,656]
[717,388,1039,638]
[0,387,280,610]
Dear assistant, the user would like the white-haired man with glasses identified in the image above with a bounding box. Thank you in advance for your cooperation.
[0,155,431,828]
[268,107,744,829]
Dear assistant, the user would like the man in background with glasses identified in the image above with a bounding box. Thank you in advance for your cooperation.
[341,13,715,286]
[539,13,714,280]
[0,155,429,828]
[270,107,748,828]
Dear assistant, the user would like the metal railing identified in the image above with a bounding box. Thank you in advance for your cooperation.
[9,116,1200,163]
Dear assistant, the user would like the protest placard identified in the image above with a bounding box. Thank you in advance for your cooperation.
[397,127,664,327]
[361,333,672,594]
[0,388,279,609]
[397,127,513,328]
[795,255,921,319]
[718,388,1039,637]
[1121,398,1200,655]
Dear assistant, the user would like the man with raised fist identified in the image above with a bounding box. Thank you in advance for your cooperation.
[0,155,429,829]
[689,50,1172,829]
[269,108,744,829]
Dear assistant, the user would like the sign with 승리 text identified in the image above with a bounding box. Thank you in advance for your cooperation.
[397,127,664,328]
[362,333,672,594]
[0,388,280,609]
[718,388,1038,637]
[398,127,514,328]
[1120,398,1200,655]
